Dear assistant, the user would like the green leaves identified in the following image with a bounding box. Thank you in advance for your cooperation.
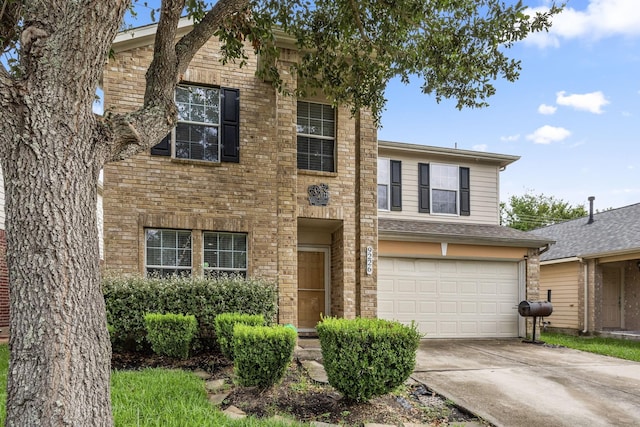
[221,0,563,123]
[501,191,588,231]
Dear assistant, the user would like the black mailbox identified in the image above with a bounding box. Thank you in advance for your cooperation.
[518,300,553,317]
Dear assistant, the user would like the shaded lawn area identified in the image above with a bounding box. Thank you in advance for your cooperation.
[541,332,640,362]
[0,345,299,426]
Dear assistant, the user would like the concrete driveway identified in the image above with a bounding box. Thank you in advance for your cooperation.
[411,339,640,427]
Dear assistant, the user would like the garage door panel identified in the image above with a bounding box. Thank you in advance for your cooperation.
[379,258,520,338]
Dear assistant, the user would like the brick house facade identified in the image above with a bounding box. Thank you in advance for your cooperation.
[102,20,378,330]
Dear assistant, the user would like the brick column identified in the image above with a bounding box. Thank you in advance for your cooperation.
[275,50,299,326]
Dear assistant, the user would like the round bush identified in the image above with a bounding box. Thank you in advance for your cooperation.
[317,317,421,402]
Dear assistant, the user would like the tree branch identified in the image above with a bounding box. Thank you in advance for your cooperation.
[175,0,249,76]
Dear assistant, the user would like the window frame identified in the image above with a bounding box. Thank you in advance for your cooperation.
[377,157,390,210]
[203,231,248,278]
[296,101,336,173]
[144,228,193,277]
[430,163,460,215]
[172,84,221,162]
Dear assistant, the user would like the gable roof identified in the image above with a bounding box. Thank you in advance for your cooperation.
[529,202,640,261]
[379,218,553,248]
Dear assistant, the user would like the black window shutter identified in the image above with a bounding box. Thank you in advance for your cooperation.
[390,160,402,211]
[460,167,470,216]
[150,133,171,156]
[418,163,430,213]
[220,88,240,163]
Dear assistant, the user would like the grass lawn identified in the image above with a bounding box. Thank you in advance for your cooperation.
[541,332,640,362]
[0,345,300,426]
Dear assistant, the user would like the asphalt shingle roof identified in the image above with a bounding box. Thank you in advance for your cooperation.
[379,218,553,248]
[529,203,640,261]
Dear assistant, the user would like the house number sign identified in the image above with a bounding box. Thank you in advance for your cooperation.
[366,246,373,275]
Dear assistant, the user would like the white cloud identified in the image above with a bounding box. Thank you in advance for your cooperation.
[556,91,609,114]
[538,104,557,115]
[526,125,571,144]
[524,0,640,47]
[472,144,488,152]
[500,134,520,142]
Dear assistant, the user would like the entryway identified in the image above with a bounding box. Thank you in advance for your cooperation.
[297,247,330,331]
[602,266,623,329]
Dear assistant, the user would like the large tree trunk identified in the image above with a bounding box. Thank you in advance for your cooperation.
[0,2,129,425]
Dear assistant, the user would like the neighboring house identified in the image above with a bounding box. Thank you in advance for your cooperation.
[376,141,552,338]
[102,20,378,332]
[530,202,640,335]
[101,20,550,337]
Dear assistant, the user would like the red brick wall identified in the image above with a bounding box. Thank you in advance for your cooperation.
[0,229,9,329]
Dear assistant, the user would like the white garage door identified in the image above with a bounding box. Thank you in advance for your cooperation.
[378,257,520,338]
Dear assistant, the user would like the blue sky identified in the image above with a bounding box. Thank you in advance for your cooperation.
[118,0,640,210]
[379,0,640,210]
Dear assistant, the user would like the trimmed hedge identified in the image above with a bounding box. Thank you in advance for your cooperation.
[144,313,198,359]
[214,313,265,359]
[317,317,421,402]
[233,324,297,388]
[103,275,277,348]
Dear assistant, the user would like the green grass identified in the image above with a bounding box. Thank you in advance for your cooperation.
[541,332,640,362]
[0,345,300,426]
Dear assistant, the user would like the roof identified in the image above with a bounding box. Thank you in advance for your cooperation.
[529,202,640,261]
[379,218,553,248]
[378,140,520,169]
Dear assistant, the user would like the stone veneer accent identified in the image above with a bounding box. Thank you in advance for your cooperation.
[102,34,378,327]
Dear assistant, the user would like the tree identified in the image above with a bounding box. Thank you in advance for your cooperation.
[0,0,560,425]
[501,192,587,231]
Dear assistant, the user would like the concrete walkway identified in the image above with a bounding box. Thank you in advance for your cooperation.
[412,339,640,427]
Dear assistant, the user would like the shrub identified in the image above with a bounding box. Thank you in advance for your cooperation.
[317,317,421,402]
[144,313,198,359]
[233,324,297,388]
[103,274,277,349]
[214,312,265,359]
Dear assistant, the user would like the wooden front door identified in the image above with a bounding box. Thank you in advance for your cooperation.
[297,249,328,330]
[602,267,622,329]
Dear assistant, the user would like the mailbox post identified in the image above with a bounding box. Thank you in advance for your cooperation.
[518,300,553,344]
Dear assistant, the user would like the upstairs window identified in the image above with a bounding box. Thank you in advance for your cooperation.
[151,85,240,163]
[419,163,470,216]
[145,229,192,277]
[203,232,248,278]
[378,158,402,211]
[297,101,335,172]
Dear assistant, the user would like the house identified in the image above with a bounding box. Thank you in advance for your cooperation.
[102,19,550,337]
[102,19,378,332]
[376,141,552,338]
[530,201,640,335]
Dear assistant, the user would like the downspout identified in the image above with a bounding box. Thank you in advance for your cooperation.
[580,258,588,334]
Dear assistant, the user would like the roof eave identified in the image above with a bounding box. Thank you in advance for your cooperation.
[379,230,552,248]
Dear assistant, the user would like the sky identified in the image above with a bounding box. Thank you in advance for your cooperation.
[378,0,640,211]
[116,0,640,211]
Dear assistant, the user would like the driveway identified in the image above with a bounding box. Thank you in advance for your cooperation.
[412,339,640,427]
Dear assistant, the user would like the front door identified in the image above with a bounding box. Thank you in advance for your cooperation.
[297,248,329,331]
[602,267,622,329]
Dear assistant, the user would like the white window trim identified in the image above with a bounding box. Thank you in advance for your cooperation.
[202,231,248,276]
[296,101,336,172]
[144,228,193,276]
[377,157,390,211]
[172,84,221,162]
[430,163,460,216]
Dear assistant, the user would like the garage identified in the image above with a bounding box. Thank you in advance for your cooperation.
[378,257,522,338]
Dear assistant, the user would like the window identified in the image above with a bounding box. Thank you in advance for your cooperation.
[151,86,240,163]
[419,163,470,216]
[297,101,335,172]
[145,229,192,277]
[378,158,390,210]
[203,232,247,277]
[377,158,402,211]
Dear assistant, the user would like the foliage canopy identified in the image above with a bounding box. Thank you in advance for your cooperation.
[501,192,588,231]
